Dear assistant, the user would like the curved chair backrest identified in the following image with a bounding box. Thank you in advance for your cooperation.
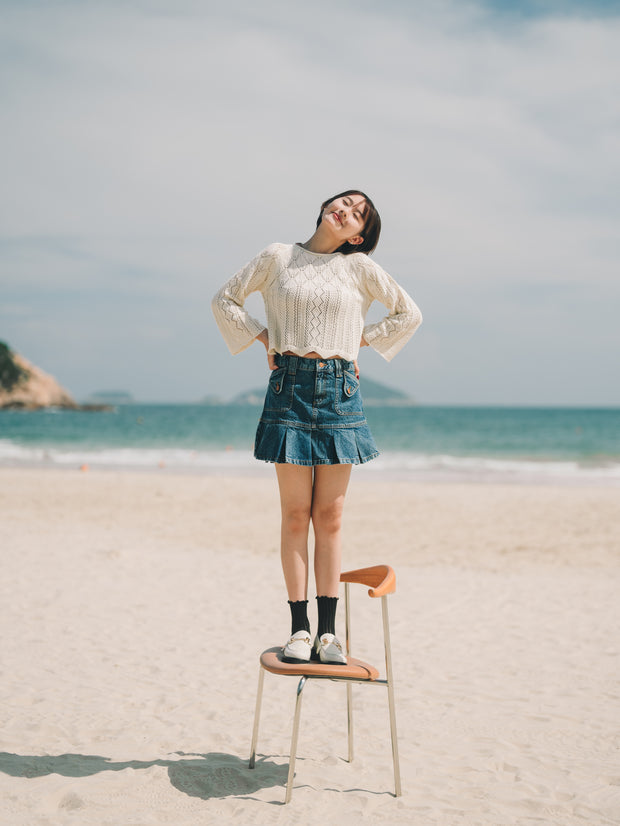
[340,564,396,598]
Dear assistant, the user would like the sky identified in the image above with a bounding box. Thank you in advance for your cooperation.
[1,0,619,405]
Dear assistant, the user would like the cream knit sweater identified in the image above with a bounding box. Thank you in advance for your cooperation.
[212,243,422,362]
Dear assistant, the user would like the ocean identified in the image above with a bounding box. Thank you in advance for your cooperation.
[1,404,619,485]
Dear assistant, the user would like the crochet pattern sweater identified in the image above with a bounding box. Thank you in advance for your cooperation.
[212,243,422,362]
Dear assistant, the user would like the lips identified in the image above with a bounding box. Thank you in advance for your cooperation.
[332,212,342,225]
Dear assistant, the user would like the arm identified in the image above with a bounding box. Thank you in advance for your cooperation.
[256,327,278,370]
[211,247,274,355]
[360,259,422,362]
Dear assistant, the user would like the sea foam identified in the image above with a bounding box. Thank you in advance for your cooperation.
[2,440,619,485]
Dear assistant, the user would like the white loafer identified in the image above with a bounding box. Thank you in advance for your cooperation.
[283,630,312,663]
[313,633,347,665]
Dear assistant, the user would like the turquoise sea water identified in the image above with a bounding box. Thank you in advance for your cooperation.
[1,404,619,484]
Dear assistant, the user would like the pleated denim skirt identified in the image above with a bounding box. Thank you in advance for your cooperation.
[254,354,379,466]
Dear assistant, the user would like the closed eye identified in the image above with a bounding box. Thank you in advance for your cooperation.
[345,197,366,223]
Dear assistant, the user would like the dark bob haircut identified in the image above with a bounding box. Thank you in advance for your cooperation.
[316,189,381,256]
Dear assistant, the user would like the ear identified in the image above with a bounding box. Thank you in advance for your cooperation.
[347,235,364,246]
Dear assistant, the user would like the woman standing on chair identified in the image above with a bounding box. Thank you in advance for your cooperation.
[212,190,422,665]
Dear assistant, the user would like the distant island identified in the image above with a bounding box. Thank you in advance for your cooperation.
[0,341,111,411]
[202,374,415,407]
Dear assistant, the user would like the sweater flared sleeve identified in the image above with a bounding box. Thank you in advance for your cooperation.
[211,247,274,355]
[360,259,423,362]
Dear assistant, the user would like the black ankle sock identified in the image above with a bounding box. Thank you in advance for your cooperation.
[288,600,310,634]
[316,596,338,637]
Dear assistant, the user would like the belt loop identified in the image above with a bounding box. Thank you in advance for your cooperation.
[334,360,343,377]
[288,356,298,376]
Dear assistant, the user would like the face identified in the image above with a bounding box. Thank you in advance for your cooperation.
[321,194,368,246]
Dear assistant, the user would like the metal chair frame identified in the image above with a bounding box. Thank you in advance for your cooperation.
[249,564,401,803]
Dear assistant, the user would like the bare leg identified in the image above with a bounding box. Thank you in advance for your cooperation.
[311,464,352,597]
[275,463,313,601]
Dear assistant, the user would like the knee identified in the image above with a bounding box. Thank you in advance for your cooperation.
[311,502,344,535]
[282,504,312,535]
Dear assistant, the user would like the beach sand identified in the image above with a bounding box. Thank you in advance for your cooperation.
[1,467,619,825]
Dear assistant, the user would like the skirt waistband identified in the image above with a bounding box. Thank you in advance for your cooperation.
[274,354,355,374]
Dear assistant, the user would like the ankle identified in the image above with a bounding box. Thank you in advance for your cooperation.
[288,599,310,634]
[316,595,338,637]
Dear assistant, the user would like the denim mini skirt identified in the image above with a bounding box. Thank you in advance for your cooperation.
[254,354,380,467]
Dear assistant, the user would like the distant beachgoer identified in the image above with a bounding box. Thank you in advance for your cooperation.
[212,190,422,664]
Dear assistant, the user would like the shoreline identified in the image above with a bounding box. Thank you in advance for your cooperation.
[1,457,619,487]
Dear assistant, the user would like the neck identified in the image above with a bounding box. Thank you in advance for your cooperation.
[300,225,342,254]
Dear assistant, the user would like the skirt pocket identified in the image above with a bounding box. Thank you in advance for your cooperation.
[263,367,294,413]
[334,370,364,417]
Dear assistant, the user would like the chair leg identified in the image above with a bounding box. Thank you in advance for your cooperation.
[249,666,265,769]
[344,581,354,763]
[285,675,307,804]
[386,676,402,796]
[346,682,354,762]
[382,596,402,797]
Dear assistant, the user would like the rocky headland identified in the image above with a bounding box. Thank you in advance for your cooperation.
[0,341,110,411]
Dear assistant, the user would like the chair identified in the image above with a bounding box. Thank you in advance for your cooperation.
[249,564,401,803]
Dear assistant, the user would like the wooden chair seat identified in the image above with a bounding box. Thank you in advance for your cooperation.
[260,646,380,680]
